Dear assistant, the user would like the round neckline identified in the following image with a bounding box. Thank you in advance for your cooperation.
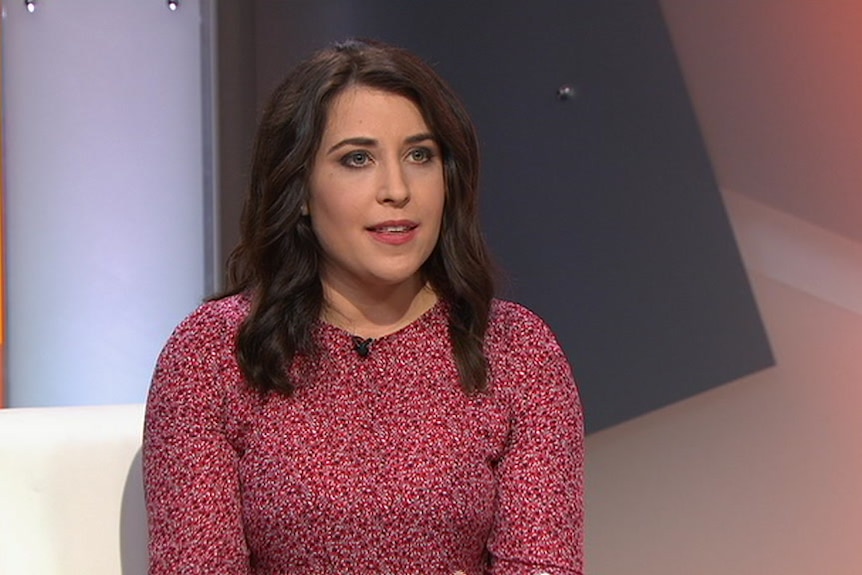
[317,298,447,344]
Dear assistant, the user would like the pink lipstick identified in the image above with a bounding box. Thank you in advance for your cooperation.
[367,220,419,245]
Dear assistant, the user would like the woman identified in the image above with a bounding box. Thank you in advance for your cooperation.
[144,39,584,575]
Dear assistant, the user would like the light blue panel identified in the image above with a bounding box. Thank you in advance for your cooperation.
[2,0,210,406]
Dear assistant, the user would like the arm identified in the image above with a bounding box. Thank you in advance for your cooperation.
[143,304,253,574]
[487,322,585,575]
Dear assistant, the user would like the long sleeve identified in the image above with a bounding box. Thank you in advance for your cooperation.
[142,302,253,575]
[486,307,585,575]
[142,297,584,574]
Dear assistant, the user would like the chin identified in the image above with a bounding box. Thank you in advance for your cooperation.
[363,267,426,289]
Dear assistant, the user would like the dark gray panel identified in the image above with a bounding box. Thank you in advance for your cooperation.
[251,0,774,432]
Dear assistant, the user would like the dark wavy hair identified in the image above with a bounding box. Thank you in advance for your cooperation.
[223,38,495,395]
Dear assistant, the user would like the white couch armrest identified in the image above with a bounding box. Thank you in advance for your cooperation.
[0,404,147,575]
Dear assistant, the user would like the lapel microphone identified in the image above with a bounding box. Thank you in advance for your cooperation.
[351,336,374,358]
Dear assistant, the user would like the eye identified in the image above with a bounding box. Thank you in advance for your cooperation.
[407,147,435,164]
[340,150,371,168]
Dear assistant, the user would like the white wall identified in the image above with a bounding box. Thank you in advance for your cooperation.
[586,3,862,573]
[2,0,213,406]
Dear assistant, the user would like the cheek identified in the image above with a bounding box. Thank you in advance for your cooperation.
[310,209,346,249]
[307,199,339,247]
[308,184,353,231]
[423,172,446,218]
[308,196,367,265]
[432,185,446,233]
[432,201,445,236]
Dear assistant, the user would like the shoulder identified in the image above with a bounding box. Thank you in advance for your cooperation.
[175,293,250,335]
[485,299,578,395]
[486,299,561,353]
[152,294,250,385]
[164,294,250,350]
[145,295,256,467]
[488,298,547,326]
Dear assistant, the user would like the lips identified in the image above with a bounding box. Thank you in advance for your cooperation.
[367,220,418,233]
[367,220,419,245]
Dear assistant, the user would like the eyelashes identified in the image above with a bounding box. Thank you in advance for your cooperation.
[340,150,371,168]
[407,147,434,163]
[338,146,437,169]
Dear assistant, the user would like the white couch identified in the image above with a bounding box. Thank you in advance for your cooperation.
[0,404,148,575]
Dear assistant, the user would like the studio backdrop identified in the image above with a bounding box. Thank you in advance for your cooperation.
[1,0,216,407]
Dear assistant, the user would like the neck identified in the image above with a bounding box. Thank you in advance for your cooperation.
[320,276,438,339]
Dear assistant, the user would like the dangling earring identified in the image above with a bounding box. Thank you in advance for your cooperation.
[300,204,309,216]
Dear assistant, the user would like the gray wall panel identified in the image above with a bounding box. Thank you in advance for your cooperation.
[223,0,774,431]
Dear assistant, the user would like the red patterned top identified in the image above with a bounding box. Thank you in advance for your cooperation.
[143,295,584,575]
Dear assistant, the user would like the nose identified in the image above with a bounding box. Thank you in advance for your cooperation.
[377,160,410,207]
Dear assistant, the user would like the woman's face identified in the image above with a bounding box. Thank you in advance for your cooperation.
[307,85,445,297]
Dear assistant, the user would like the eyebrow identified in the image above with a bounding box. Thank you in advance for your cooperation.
[325,132,437,155]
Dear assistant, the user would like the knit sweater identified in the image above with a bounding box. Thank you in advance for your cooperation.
[143,295,584,575]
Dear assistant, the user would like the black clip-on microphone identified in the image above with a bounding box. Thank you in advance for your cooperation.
[351,336,374,358]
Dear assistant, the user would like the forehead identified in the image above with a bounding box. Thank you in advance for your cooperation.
[322,85,430,139]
